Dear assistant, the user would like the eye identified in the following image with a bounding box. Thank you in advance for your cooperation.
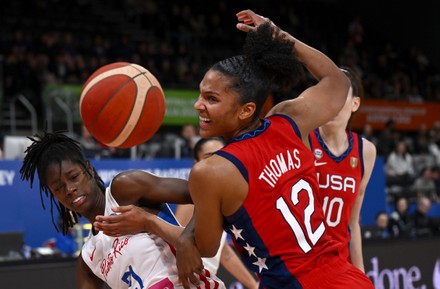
[207,95,218,103]
[54,184,65,193]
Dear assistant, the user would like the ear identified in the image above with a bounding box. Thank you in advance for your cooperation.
[352,96,361,113]
[239,102,257,120]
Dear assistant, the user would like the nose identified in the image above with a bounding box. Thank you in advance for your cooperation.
[65,182,76,195]
[193,96,203,111]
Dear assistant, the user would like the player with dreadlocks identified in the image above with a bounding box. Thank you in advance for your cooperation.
[20,129,225,289]
[21,131,104,234]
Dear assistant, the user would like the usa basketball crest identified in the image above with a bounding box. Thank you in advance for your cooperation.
[350,157,358,168]
[314,149,323,160]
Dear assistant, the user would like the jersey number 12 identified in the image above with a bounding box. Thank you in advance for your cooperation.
[276,179,325,253]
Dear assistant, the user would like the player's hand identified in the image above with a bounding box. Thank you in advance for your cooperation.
[93,205,152,236]
[236,9,274,32]
[176,230,205,289]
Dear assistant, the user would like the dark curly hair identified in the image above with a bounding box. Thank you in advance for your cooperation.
[210,22,304,120]
[20,130,105,234]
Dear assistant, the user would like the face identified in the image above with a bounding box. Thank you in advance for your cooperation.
[376,213,388,229]
[181,124,197,140]
[396,198,408,213]
[45,160,102,218]
[196,139,225,162]
[419,198,431,214]
[194,70,246,141]
[325,86,360,127]
[396,141,407,154]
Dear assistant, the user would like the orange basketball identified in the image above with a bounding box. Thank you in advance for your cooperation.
[80,62,166,148]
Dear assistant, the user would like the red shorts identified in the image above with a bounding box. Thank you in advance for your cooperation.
[299,255,374,289]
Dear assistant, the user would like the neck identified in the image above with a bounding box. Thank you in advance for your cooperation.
[229,118,262,142]
[84,188,106,225]
[318,126,349,155]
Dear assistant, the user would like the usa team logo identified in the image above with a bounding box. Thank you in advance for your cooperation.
[314,149,323,160]
[350,157,358,168]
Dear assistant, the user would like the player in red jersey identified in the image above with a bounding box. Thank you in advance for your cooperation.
[309,67,377,272]
[174,10,374,289]
[94,10,375,289]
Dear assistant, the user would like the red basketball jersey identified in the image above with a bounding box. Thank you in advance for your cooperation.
[216,115,342,288]
[309,129,364,262]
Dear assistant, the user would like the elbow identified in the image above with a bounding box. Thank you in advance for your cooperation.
[196,240,220,258]
[332,69,351,106]
[199,247,218,258]
[335,73,351,109]
[197,246,218,258]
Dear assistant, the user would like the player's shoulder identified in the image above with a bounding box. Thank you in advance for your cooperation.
[360,137,377,173]
[190,155,244,201]
[112,170,158,187]
[361,137,377,157]
[191,155,235,180]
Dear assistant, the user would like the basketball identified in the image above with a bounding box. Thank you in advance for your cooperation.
[79,62,166,148]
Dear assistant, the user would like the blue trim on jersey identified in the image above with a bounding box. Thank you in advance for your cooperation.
[357,133,365,177]
[229,115,301,144]
[231,118,270,142]
[215,150,249,182]
[224,206,302,289]
[314,128,354,163]
[307,133,313,148]
[272,114,302,140]
[158,203,180,226]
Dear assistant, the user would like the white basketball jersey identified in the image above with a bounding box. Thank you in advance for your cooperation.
[202,231,227,274]
[81,187,225,289]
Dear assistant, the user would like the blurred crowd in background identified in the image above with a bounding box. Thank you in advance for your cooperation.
[2,0,439,113]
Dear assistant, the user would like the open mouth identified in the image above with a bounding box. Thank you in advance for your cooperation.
[72,195,86,207]
[199,116,211,123]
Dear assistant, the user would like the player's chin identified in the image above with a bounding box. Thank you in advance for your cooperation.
[199,130,218,139]
[198,125,212,138]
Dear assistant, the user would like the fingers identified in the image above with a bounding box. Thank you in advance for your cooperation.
[236,23,252,32]
[236,9,258,22]
[93,221,123,237]
[236,9,272,33]
[236,10,256,32]
[180,277,190,289]
[93,213,122,233]
[179,271,204,289]
[112,205,133,213]
[93,220,112,233]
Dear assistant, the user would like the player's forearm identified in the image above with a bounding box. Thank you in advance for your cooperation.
[349,224,365,272]
[284,32,345,85]
[220,245,258,289]
[146,216,185,246]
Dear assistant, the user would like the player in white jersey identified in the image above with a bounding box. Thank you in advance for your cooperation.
[20,130,225,289]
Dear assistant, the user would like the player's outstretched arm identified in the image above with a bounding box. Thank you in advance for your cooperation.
[236,9,349,139]
[176,217,206,289]
[110,170,192,206]
[94,169,191,237]
[94,205,184,244]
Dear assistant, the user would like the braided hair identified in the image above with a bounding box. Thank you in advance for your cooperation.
[20,130,106,235]
[210,22,304,120]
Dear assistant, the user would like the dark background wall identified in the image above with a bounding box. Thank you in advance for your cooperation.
[340,0,440,67]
